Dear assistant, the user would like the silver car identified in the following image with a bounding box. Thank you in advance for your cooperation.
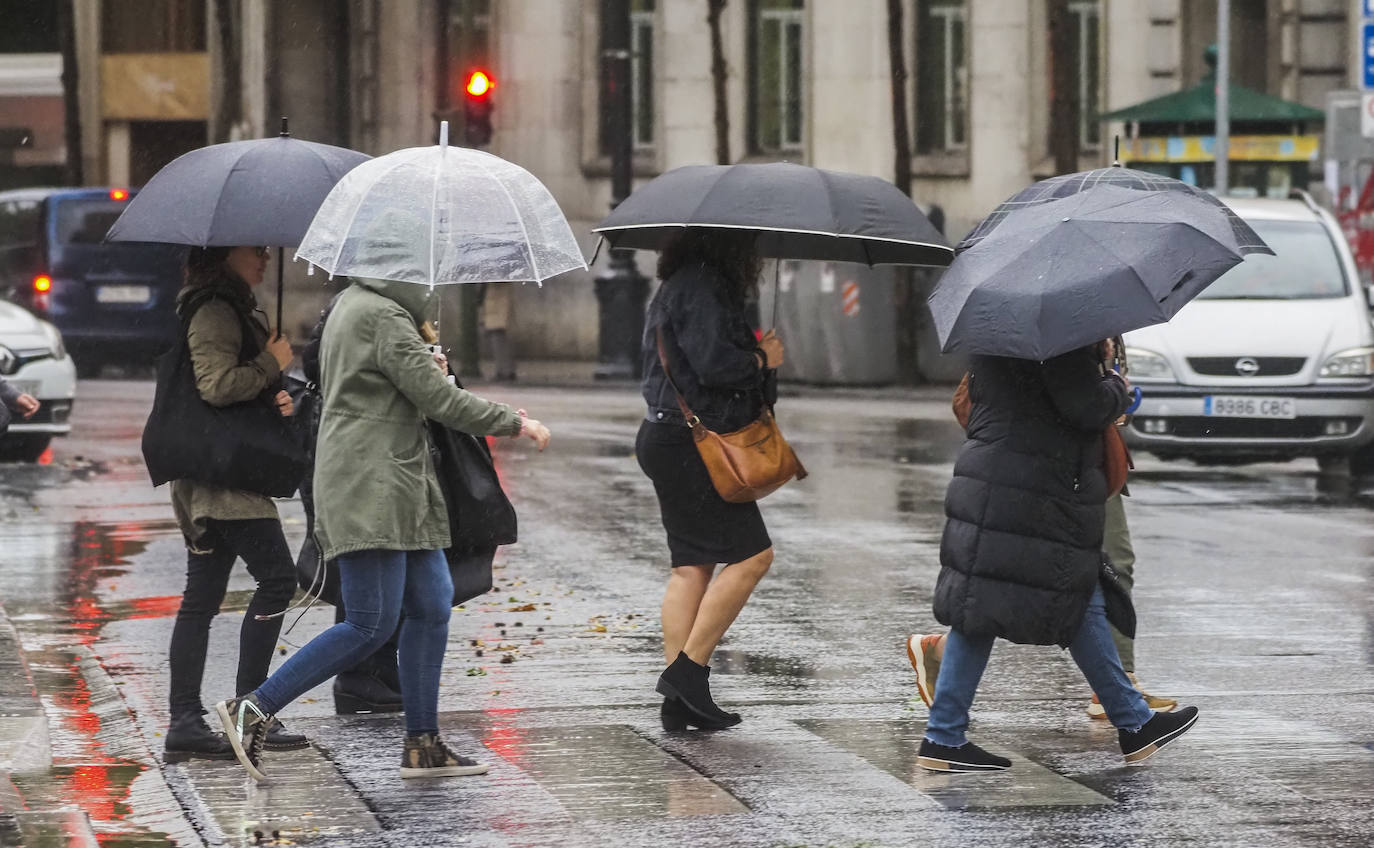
[1123,193,1374,468]
[0,300,76,462]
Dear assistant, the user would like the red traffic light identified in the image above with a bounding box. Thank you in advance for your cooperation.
[466,70,493,98]
[109,188,129,201]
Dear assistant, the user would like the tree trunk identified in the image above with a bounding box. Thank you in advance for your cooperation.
[55,0,82,185]
[886,0,920,384]
[707,0,730,165]
[1047,0,1078,175]
[214,0,242,143]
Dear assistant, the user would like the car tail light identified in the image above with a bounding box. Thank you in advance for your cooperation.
[33,274,51,312]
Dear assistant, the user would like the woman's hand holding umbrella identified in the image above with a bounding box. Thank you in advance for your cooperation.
[758,330,784,369]
[512,411,551,452]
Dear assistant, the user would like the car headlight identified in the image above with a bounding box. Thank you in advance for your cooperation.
[39,322,66,361]
[1124,347,1174,380]
[1319,347,1374,377]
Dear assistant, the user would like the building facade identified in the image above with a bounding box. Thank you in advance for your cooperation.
[0,0,1365,360]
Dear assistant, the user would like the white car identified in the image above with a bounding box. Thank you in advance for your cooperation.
[0,300,75,462]
[1123,192,1374,468]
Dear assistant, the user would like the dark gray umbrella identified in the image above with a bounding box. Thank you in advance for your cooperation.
[957,165,1272,257]
[592,163,953,266]
[106,119,370,331]
[930,185,1271,361]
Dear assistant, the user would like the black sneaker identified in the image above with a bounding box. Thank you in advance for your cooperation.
[264,717,309,751]
[917,738,1012,773]
[213,694,272,782]
[1119,705,1199,765]
[399,732,489,779]
[164,713,235,762]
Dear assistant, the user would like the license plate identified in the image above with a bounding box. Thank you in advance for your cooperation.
[96,285,150,304]
[1203,395,1295,419]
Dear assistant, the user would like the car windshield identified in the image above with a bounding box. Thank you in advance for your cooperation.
[53,197,133,246]
[1196,219,1347,300]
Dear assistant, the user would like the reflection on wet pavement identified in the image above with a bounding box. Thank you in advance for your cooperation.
[799,718,1114,809]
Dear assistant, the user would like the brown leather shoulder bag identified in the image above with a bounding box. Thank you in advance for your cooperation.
[656,329,806,503]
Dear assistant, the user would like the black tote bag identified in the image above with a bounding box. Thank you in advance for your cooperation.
[141,298,307,498]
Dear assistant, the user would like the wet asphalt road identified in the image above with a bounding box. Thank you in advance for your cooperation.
[0,377,1371,847]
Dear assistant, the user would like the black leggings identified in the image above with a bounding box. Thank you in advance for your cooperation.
[168,518,296,718]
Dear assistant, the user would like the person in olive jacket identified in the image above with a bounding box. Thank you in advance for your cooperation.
[216,276,550,783]
[915,345,1199,774]
[164,246,307,762]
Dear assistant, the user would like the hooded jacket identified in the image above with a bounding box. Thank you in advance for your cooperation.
[934,346,1129,647]
[312,277,522,561]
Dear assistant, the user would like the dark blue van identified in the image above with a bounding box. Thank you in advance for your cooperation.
[0,187,183,376]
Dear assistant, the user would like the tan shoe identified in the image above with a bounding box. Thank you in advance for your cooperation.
[906,634,942,708]
[1087,674,1179,719]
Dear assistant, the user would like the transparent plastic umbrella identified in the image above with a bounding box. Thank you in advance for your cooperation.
[296,123,586,286]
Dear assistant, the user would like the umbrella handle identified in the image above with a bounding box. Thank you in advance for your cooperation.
[1125,386,1142,415]
[275,249,285,339]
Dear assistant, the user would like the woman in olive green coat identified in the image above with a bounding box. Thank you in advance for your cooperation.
[165,245,305,762]
[216,276,550,783]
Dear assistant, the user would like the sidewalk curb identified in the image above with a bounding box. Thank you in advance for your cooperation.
[0,604,51,776]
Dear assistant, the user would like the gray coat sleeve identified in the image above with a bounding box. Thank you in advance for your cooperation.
[372,306,522,437]
[0,376,20,409]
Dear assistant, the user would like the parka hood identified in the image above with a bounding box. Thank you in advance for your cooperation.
[355,277,435,323]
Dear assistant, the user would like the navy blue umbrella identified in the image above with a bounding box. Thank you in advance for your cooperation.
[930,185,1271,361]
[107,118,370,331]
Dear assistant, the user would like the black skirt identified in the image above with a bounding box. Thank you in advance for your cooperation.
[636,419,772,567]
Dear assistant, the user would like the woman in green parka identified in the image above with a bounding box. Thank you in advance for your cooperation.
[215,276,550,783]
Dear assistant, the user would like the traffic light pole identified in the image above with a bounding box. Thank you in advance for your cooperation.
[594,0,648,380]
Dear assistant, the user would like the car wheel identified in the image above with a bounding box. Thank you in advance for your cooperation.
[74,357,102,379]
[0,435,52,463]
[1350,443,1374,477]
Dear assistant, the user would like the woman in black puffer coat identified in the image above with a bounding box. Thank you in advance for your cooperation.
[916,344,1200,774]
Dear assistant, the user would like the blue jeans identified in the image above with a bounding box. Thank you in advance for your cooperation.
[253,548,453,736]
[925,586,1152,747]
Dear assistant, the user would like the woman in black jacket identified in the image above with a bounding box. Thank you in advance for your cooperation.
[917,344,1199,772]
[637,231,783,730]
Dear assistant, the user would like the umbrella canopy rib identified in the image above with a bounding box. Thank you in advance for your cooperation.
[477,152,541,284]
[324,153,413,278]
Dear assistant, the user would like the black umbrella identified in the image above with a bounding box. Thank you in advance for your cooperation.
[957,165,1271,257]
[106,118,370,333]
[930,184,1271,361]
[592,162,953,267]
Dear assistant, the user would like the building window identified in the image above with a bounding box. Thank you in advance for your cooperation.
[0,0,58,53]
[600,0,656,155]
[630,0,656,150]
[914,0,967,155]
[748,0,805,154]
[1069,0,1101,148]
[101,0,206,53]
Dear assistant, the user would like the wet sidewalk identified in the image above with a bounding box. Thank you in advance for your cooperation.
[0,379,1370,846]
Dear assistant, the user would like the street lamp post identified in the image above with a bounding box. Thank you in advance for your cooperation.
[1215,0,1230,195]
[594,0,649,380]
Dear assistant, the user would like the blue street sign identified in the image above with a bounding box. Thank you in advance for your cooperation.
[1364,21,1374,90]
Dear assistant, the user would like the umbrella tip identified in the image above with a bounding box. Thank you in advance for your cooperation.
[280,116,289,137]
[438,120,449,151]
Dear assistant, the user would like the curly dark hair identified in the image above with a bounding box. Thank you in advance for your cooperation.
[655,229,762,308]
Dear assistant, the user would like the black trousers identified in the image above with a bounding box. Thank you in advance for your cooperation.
[168,518,297,718]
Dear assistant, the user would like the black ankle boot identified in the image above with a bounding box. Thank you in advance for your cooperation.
[655,652,741,728]
[164,712,235,762]
[334,670,404,714]
[660,697,738,731]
